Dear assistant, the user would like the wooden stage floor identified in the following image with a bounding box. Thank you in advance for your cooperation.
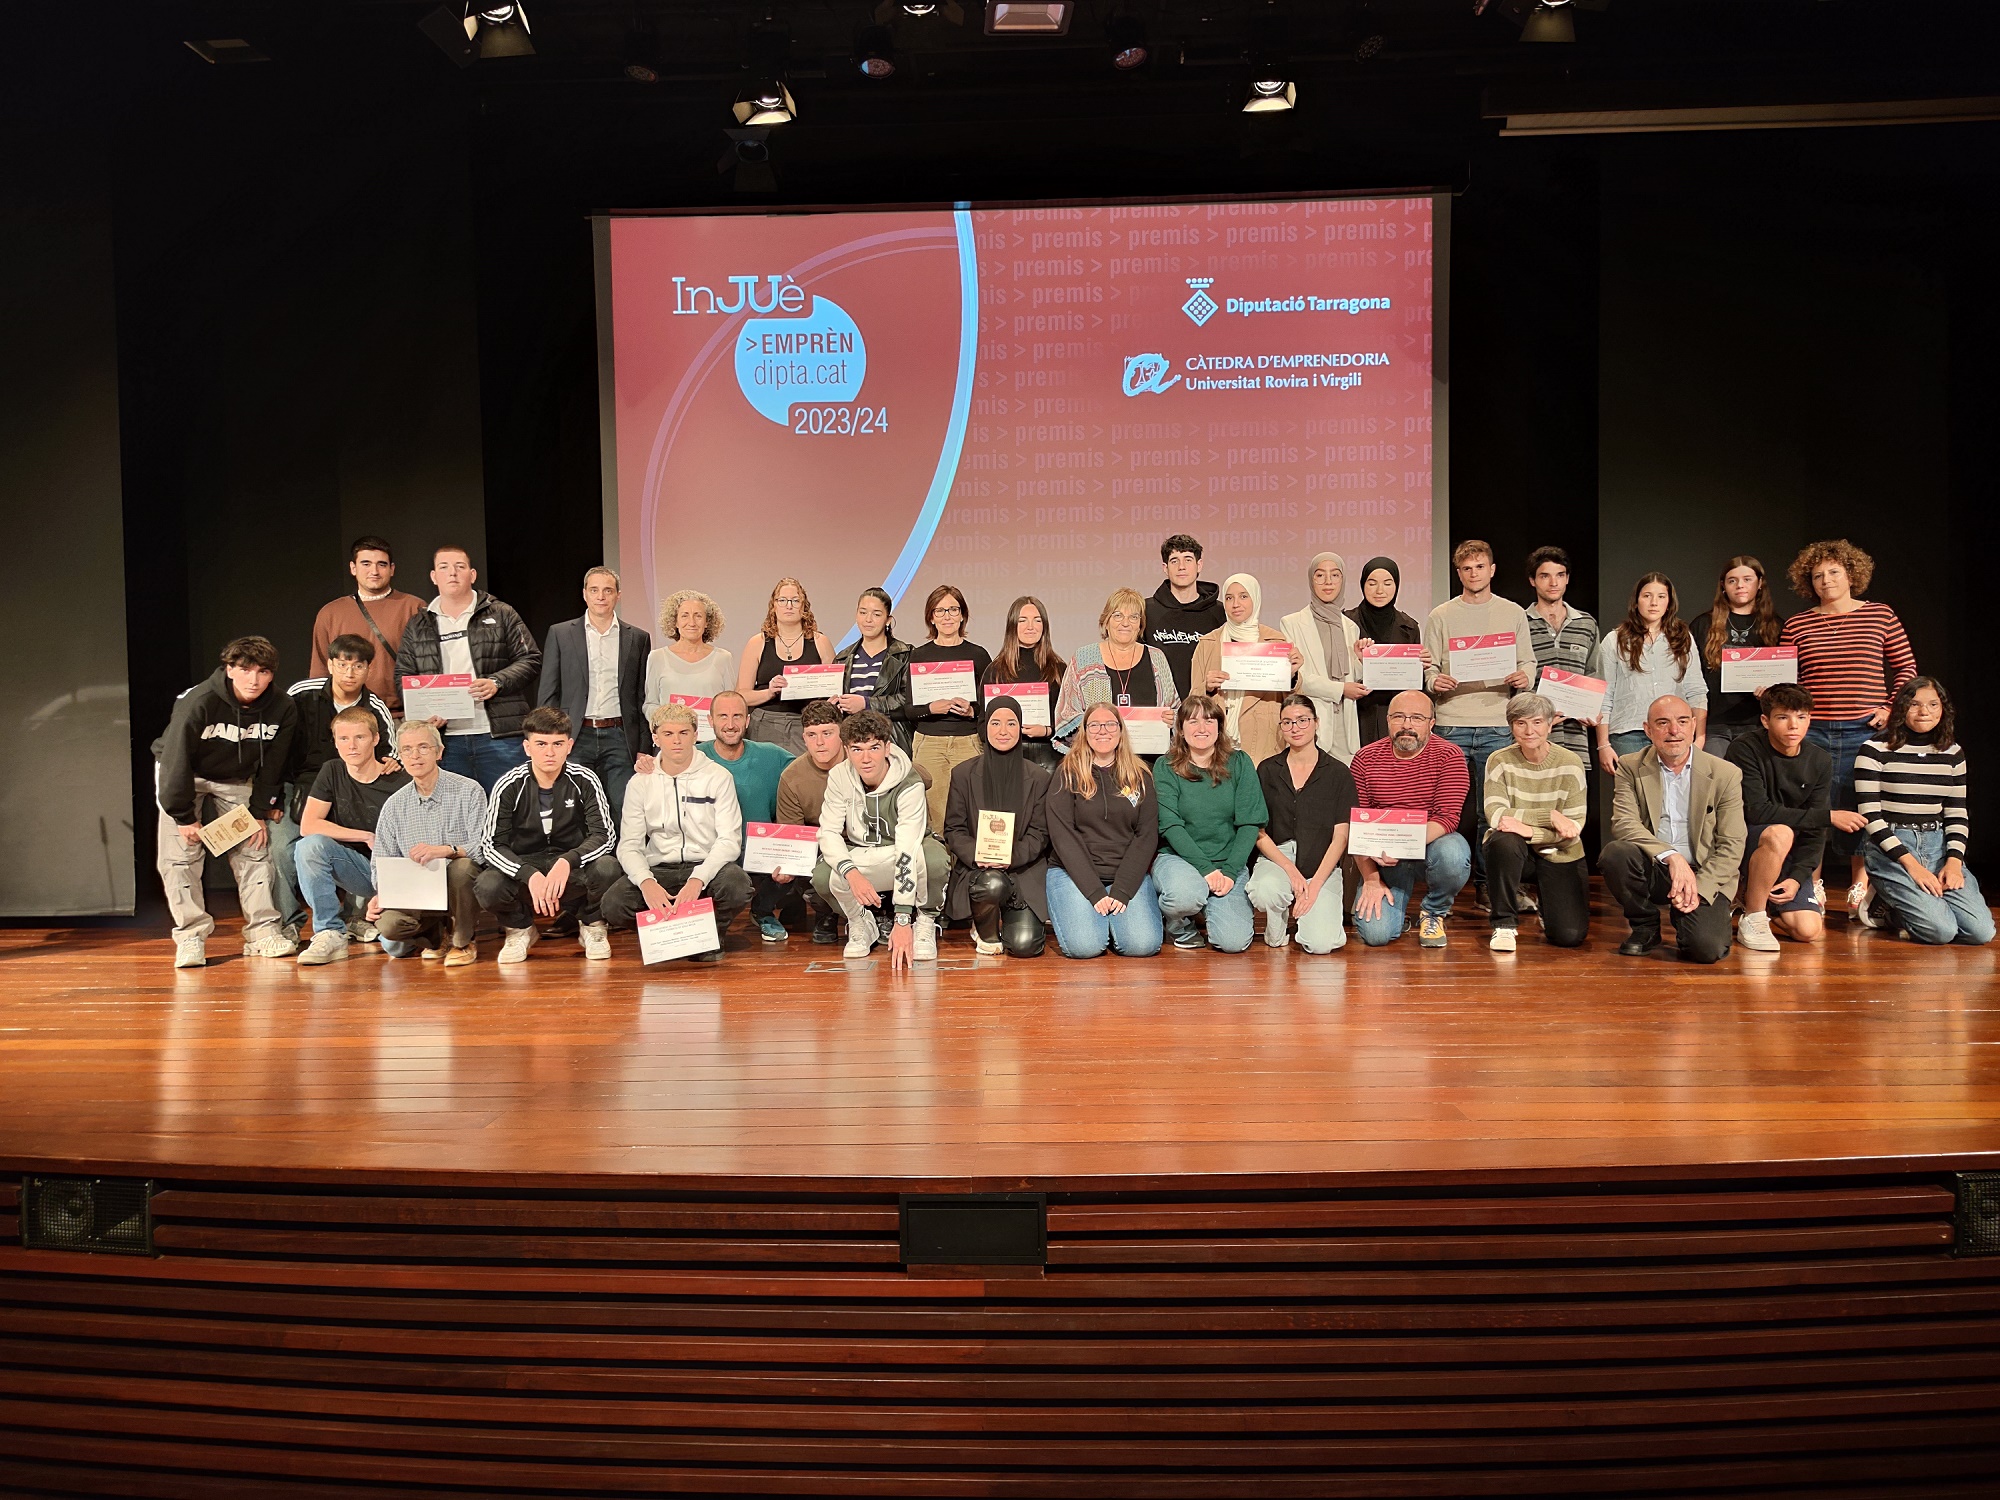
[3,887,1997,1189]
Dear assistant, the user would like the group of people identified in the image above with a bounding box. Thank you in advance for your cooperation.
[151,531,1990,970]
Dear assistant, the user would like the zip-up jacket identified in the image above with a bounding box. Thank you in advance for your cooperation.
[152,667,298,823]
[817,745,928,915]
[617,755,743,887]
[480,761,615,878]
[394,591,542,739]
[834,637,916,749]
[284,679,396,798]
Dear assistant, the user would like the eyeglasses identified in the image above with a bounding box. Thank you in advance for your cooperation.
[1086,719,1122,732]
[774,596,805,607]
[1279,716,1316,729]
[1386,713,1432,726]
[933,605,963,617]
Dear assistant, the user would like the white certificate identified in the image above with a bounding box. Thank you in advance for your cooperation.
[401,673,475,721]
[1447,632,1520,683]
[910,659,979,706]
[1118,705,1172,756]
[1359,644,1424,692]
[1348,808,1428,862]
[198,803,259,858]
[1720,647,1799,694]
[668,694,714,742]
[779,664,845,701]
[744,822,819,877]
[1537,667,1608,723]
[636,899,721,963]
[375,855,448,911]
[1219,640,1293,693]
[983,682,1051,729]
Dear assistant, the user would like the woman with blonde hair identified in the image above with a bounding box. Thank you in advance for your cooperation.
[1051,586,1180,746]
[643,588,733,722]
[1042,703,1161,958]
[735,577,835,756]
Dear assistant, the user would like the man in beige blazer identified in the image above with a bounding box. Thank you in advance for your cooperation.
[1602,694,1746,963]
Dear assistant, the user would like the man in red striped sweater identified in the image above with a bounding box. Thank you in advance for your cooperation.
[1350,691,1473,949]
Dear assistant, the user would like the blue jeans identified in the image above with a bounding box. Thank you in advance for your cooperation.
[293,834,378,936]
[1607,728,1651,763]
[1808,716,1876,866]
[1046,868,1163,959]
[268,798,305,926]
[1354,832,1471,947]
[570,724,634,819]
[444,732,526,793]
[1437,725,1511,883]
[1863,827,1996,946]
[1152,852,1256,953]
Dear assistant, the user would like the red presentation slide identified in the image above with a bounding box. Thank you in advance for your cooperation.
[607,198,1435,659]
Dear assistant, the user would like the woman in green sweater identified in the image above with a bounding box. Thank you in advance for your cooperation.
[1153,694,1269,952]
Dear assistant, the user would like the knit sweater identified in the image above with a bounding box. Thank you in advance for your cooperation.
[1481,744,1588,863]
[1349,732,1470,834]
[1154,749,1267,879]
[1779,603,1917,723]
[1854,737,1969,861]
[1422,595,1536,727]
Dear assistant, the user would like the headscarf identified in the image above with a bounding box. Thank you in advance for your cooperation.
[1306,551,1349,679]
[1352,555,1402,643]
[1218,574,1262,740]
[978,696,1027,814]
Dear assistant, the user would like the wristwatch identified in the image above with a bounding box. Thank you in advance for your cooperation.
[893,912,914,927]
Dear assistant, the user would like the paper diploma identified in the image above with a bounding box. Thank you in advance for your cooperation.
[779,664,845,701]
[1359,644,1424,692]
[667,695,714,742]
[744,823,819,877]
[1219,640,1293,693]
[983,682,1051,729]
[1118,705,1172,756]
[401,673,476,721]
[1537,667,1608,723]
[1720,647,1799,694]
[1349,807,1428,862]
[637,899,721,963]
[1446,633,1519,683]
[375,855,448,911]
[910,659,979,705]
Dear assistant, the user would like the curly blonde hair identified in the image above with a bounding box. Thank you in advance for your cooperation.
[761,578,818,640]
[1787,539,1874,602]
[658,588,724,644]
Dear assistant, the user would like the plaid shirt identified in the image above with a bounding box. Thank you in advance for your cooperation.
[1525,604,1600,753]
[372,769,489,882]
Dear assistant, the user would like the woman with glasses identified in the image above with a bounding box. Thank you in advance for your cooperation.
[1052,588,1181,749]
[1245,694,1356,954]
[735,578,835,756]
[1043,703,1162,959]
[900,585,991,834]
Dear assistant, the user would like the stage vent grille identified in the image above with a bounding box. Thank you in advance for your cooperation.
[1956,1173,2000,1257]
[901,1192,1046,1266]
[21,1176,155,1255]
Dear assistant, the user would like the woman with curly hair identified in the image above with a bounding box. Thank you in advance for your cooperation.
[643,588,733,724]
[1589,572,1708,776]
[1778,538,1917,917]
[1700,556,1782,756]
[734,578,835,755]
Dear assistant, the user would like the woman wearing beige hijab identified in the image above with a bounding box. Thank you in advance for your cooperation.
[1188,573,1299,764]
[1279,551,1365,763]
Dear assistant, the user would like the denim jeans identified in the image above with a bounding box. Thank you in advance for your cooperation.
[1046,868,1163,958]
[569,724,635,819]
[1863,826,1997,946]
[444,731,526,793]
[1808,715,1876,866]
[1245,840,1347,953]
[1353,832,1471,947]
[1152,852,1256,953]
[293,834,376,937]
[267,797,305,927]
[1436,725,1511,883]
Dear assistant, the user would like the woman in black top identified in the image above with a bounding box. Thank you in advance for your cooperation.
[833,587,915,749]
[1245,694,1357,954]
[1701,554,1782,756]
[735,577,835,756]
[1345,556,1425,746]
[1043,704,1163,959]
[903,584,992,834]
[982,594,1067,772]
[943,697,1051,958]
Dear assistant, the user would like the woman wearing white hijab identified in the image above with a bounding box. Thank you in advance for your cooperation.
[1187,573,1300,765]
[1279,551,1365,763]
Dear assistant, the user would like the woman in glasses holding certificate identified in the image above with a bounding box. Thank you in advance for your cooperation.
[982,596,1067,771]
[1051,589,1181,753]
[943,697,1052,957]
[736,578,835,757]
[902,585,992,835]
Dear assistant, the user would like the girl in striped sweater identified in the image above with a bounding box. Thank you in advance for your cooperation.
[1853,678,1993,946]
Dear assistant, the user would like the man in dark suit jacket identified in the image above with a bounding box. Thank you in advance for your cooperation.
[537,566,653,816]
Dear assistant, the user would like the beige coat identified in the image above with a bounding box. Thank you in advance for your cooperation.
[1278,605,1362,763]
[1188,625,1289,765]
[1610,744,1747,904]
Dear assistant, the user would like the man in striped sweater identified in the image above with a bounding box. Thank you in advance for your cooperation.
[473,707,621,964]
[1349,691,1473,949]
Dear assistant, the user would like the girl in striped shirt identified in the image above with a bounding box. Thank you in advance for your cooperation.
[1853,677,1992,946]
[1780,539,1917,919]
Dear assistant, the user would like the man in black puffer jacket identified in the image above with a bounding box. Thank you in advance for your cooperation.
[394,544,541,793]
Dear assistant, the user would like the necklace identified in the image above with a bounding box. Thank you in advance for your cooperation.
[773,631,805,660]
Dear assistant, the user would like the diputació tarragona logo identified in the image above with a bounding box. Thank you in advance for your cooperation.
[1182,278,1218,327]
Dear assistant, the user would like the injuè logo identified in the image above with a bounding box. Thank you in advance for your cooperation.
[673,274,808,316]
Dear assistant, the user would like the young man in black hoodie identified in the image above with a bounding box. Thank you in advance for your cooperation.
[1142,534,1225,699]
[153,636,300,968]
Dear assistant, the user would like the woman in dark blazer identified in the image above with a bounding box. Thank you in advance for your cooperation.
[942,697,1051,957]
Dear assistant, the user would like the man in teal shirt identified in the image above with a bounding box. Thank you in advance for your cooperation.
[703,690,796,941]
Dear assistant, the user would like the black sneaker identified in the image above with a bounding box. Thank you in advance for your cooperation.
[1617,924,1664,958]
[812,912,842,945]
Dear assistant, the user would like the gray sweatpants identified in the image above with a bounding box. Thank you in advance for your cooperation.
[156,778,283,945]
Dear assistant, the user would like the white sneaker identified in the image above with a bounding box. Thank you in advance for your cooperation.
[1848,881,1880,929]
[498,926,541,965]
[243,934,299,959]
[972,934,1004,957]
[1264,915,1290,949]
[173,934,206,969]
[843,911,879,960]
[580,921,611,961]
[1737,910,1781,953]
[346,917,380,943]
[1488,926,1517,953]
[296,929,349,966]
[913,914,938,961]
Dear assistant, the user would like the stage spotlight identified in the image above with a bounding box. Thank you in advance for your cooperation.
[881,0,965,21]
[855,25,897,78]
[468,4,535,59]
[1242,55,1295,113]
[986,3,1071,36]
[1107,16,1148,70]
[719,128,778,193]
[1521,1,1576,42]
[733,78,797,126]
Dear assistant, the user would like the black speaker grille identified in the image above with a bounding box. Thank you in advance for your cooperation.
[1954,1173,2000,1256]
[901,1192,1046,1265]
[22,1176,154,1255]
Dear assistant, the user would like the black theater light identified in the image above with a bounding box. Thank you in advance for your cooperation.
[1107,15,1149,70]
[733,77,798,125]
[855,24,897,78]
[1521,1,1576,43]
[986,3,1072,36]
[418,3,534,65]
[1242,53,1296,113]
